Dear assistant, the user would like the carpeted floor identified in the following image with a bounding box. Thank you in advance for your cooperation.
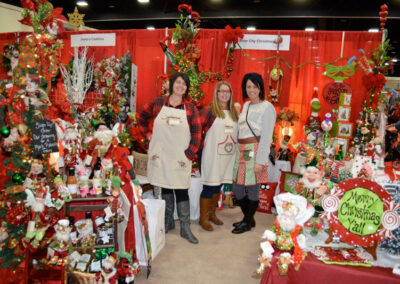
[136,206,275,284]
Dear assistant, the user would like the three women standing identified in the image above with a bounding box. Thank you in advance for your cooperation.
[137,73,201,244]
[232,73,276,234]
[199,81,238,231]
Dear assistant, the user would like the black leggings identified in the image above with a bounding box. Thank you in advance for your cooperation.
[162,188,189,202]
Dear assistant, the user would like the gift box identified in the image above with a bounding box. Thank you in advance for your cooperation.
[257,183,278,214]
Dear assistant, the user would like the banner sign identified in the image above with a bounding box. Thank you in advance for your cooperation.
[236,34,290,51]
[71,33,116,47]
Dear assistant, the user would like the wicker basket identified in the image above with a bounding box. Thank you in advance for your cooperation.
[70,270,96,284]
[132,151,148,176]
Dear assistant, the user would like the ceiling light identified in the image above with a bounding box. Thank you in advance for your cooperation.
[247,26,256,31]
[305,27,315,32]
[368,28,379,33]
[147,26,155,30]
[392,58,398,63]
[76,1,88,6]
[108,5,115,8]
[138,0,150,3]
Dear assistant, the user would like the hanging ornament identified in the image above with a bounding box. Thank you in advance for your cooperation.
[268,57,283,104]
[0,126,11,138]
[91,118,99,127]
[12,173,24,185]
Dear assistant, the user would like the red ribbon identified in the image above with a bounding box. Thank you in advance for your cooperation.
[223,25,243,45]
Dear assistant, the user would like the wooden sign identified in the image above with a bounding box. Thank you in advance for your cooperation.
[321,178,400,247]
[31,119,59,155]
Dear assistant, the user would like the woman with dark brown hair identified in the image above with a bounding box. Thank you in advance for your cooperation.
[137,72,201,244]
[232,72,276,234]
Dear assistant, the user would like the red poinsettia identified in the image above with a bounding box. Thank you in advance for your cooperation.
[44,101,74,124]
[223,25,243,45]
[21,0,35,11]
[362,72,386,91]
[19,15,32,27]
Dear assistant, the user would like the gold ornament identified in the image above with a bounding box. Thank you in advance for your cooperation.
[68,7,85,31]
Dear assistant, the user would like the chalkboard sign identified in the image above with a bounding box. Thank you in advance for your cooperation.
[31,119,59,155]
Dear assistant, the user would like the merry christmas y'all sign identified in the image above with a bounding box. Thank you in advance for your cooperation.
[31,119,59,155]
[338,188,383,235]
[321,178,400,247]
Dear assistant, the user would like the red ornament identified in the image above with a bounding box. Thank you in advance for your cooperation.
[5,206,27,226]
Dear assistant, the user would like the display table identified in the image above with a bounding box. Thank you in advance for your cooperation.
[261,254,400,284]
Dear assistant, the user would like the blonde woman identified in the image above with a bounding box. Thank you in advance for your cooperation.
[198,81,239,231]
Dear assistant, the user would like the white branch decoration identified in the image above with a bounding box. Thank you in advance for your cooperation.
[60,47,94,105]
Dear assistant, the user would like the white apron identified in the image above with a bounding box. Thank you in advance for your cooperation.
[147,105,192,189]
[201,110,237,185]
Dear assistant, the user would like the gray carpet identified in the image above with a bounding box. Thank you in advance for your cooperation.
[136,206,275,284]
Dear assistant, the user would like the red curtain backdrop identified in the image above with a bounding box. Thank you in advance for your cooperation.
[0,29,382,140]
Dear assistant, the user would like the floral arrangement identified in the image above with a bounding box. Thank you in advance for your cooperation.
[93,52,132,125]
[276,108,300,126]
[160,4,241,102]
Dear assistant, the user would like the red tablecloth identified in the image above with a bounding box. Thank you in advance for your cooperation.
[261,254,400,284]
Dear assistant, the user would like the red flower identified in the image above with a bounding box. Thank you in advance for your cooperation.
[223,25,243,45]
[19,15,32,27]
[363,73,386,91]
[21,0,35,11]
[51,7,67,22]
[190,11,200,22]
[178,4,192,14]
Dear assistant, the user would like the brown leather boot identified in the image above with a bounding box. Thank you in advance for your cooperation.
[199,197,213,231]
[209,193,224,225]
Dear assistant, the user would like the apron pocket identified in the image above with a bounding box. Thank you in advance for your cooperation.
[217,136,236,156]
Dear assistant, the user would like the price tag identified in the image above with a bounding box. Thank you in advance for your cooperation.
[249,151,254,158]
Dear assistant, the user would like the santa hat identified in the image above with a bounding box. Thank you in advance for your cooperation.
[273,193,315,226]
[311,87,319,104]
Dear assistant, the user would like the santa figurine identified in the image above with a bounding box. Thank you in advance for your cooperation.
[95,253,118,284]
[262,193,314,272]
[24,159,47,192]
[116,252,139,284]
[60,124,82,169]
[277,135,292,161]
[23,73,50,107]
[106,166,124,222]
[48,219,71,259]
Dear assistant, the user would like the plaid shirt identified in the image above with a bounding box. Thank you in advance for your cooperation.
[199,106,216,150]
[137,96,201,161]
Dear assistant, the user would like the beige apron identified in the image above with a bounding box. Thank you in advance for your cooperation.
[147,105,192,189]
[201,110,237,185]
